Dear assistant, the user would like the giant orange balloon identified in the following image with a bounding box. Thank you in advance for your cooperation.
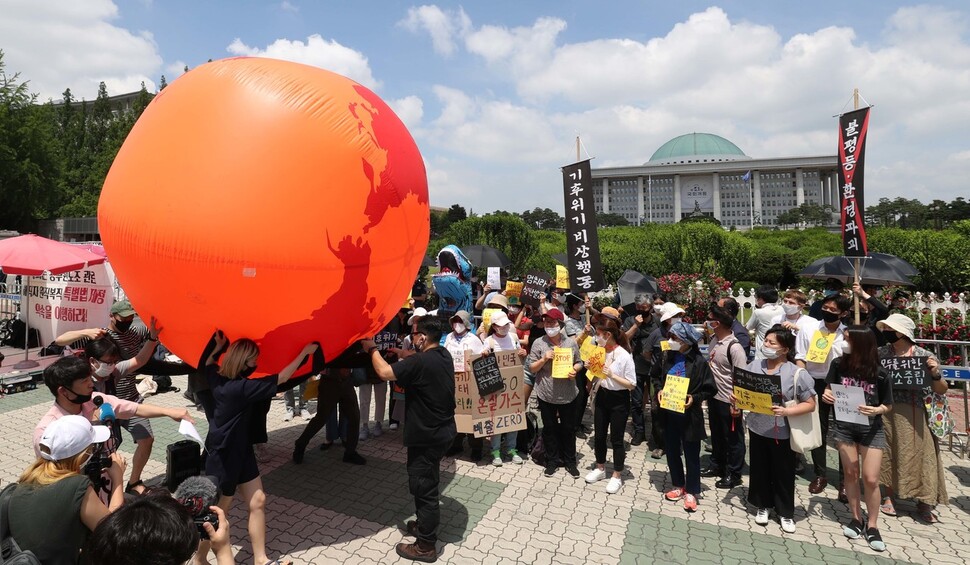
[98,57,429,373]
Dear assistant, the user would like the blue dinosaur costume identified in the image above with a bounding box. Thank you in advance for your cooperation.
[432,244,474,326]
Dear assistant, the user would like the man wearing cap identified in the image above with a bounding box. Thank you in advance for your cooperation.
[525,308,583,478]
[622,293,663,446]
[443,311,487,460]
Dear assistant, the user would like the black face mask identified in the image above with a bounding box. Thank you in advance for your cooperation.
[114,320,133,333]
[821,311,841,324]
[882,330,900,343]
[238,366,256,378]
[65,387,92,405]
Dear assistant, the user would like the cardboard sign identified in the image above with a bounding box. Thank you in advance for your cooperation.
[805,329,835,364]
[660,374,689,413]
[459,352,527,437]
[831,384,869,425]
[520,270,549,308]
[732,368,783,416]
[26,265,114,346]
[880,356,928,390]
[454,369,474,432]
[504,280,523,298]
[555,265,569,289]
[551,347,573,378]
[487,267,502,290]
[472,354,505,397]
[493,350,521,368]
[447,345,470,373]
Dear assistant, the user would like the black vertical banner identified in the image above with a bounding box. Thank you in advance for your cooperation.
[838,107,871,257]
[562,160,605,292]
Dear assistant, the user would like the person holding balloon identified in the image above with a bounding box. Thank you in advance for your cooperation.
[196,330,318,565]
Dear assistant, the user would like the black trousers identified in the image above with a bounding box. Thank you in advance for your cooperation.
[408,439,452,544]
[708,398,746,480]
[629,371,648,435]
[136,357,195,377]
[538,397,578,467]
[594,388,631,471]
[748,431,796,519]
[296,374,361,453]
[574,369,590,426]
[648,380,665,450]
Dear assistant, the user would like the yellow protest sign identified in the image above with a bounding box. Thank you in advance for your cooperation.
[555,265,569,289]
[733,387,774,415]
[402,289,413,310]
[659,374,689,413]
[505,280,524,298]
[806,329,835,364]
[481,308,500,333]
[580,337,597,362]
[586,346,607,379]
[660,339,670,351]
[551,347,573,378]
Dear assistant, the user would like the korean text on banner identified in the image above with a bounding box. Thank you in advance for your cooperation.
[487,267,501,290]
[504,280,523,298]
[805,330,835,364]
[520,270,549,308]
[555,265,569,290]
[837,107,871,257]
[584,344,607,379]
[880,356,928,390]
[831,384,869,425]
[732,368,783,416]
[468,351,527,438]
[659,375,689,413]
[562,160,605,292]
[551,347,573,379]
[26,264,114,346]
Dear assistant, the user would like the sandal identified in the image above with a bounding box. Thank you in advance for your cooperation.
[879,496,897,517]
[125,480,151,495]
[917,503,939,524]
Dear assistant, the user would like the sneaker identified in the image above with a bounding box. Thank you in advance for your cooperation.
[358,427,369,441]
[865,528,886,552]
[606,477,623,494]
[683,493,698,512]
[754,508,769,525]
[565,465,580,478]
[650,448,664,459]
[664,487,685,501]
[544,464,558,477]
[511,453,524,464]
[371,422,383,437]
[585,468,607,484]
[284,409,294,422]
[389,422,399,430]
[843,519,865,539]
[781,518,796,534]
[630,431,645,446]
[343,450,367,465]
[491,450,503,467]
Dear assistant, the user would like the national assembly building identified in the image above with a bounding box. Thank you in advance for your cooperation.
[591,133,839,229]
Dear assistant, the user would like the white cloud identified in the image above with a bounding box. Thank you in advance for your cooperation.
[0,0,161,100]
[279,1,299,14]
[226,34,380,89]
[398,5,471,56]
[388,95,424,130]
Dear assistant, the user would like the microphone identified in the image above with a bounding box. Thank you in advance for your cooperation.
[174,475,220,539]
[92,396,116,423]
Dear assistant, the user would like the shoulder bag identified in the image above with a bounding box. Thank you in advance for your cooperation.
[786,368,823,453]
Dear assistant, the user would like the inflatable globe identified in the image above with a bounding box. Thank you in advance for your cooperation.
[98,57,429,373]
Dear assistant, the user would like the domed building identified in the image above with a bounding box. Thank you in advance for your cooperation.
[591,133,838,228]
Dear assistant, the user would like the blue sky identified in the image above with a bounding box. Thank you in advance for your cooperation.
[2,0,969,213]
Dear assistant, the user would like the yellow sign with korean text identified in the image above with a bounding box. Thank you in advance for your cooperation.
[659,374,689,413]
[481,308,500,333]
[556,265,569,289]
[505,281,524,298]
[806,329,835,364]
[551,347,573,379]
[733,387,774,415]
[586,346,607,379]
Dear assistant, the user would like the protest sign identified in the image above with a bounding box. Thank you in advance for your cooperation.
[551,347,573,378]
[805,330,835,364]
[374,331,398,351]
[838,106,871,257]
[585,345,607,379]
[487,267,502,290]
[831,384,869,425]
[504,280,523,298]
[472,353,505,397]
[732,368,783,416]
[26,264,114,347]
[555,265,569,289]
[467,352,527,438]
[880,356,928,390]
[447,345,470,373]
[521,270,549,308]
[562,159,605,292]
[454,368,475,433]
[660,375,689,413]
[481,308,500,333]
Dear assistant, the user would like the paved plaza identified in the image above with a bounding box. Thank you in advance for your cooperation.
[3,372,969,564]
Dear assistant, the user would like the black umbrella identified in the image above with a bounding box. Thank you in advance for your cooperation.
[461,244,511,268]
[616,269,659,305]
[798,255,914,286]
[869,252,919,277]
[421,255,437,267]
[552,253,568,265]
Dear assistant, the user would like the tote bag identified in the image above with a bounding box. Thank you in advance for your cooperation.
[786,368,823,453]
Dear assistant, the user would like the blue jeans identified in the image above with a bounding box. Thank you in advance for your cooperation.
[664,412,701,495]
[490,431,518,453]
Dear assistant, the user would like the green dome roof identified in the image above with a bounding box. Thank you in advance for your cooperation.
[648,133,749,164]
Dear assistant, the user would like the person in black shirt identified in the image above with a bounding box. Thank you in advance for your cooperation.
[362,317,456,563]
[197,330,318,565]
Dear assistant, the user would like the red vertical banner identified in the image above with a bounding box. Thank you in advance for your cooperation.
[837,107,871,257]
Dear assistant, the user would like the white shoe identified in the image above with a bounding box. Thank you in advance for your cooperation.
[511,453,524,465]
[606,477,623,494]
[492,455,503,467]
[358,427,369,441]
[755,509,769,525]
[389,422,399,430]
[371,422,383,437]
[585,468,607,484]
[780,518,796,533]
[284,409,294,422]
[297,411,307,421]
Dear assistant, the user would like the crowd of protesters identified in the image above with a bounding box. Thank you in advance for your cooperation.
[4,270,953,562]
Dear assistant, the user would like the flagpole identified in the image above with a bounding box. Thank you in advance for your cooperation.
[852,88,861,324]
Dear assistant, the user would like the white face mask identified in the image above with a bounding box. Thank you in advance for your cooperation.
[93,361,115,378]
[452,323,466,335]
[782,303,801,316]
[760,345,782,360]
[494,325,509,337]
[597,334,610,346]
[653,305,663,313]
[545,326,561,338]
[841,342,852,354]
[666,339,682,352]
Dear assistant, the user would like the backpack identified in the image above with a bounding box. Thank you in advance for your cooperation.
[525,412,546,466]
[0,484,43,564]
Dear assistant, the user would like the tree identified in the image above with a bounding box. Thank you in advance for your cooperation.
[159,75,168,91]
[520,207,563,230]
[442,215,534,275]
[597,213,629,227]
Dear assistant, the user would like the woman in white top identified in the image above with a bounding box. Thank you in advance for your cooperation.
[584,316,637,493]
[483,311,528,466]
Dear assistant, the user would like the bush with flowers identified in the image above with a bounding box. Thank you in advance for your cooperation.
[657,273,733,323]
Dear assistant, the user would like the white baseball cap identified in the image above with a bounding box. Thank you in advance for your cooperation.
[38,415,111,462]
[490,311,512,328]
[407,307,428,326]
[659,302,686,323]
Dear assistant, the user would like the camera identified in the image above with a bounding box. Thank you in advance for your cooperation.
[194,511,219,540]
[83,443,113,488]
